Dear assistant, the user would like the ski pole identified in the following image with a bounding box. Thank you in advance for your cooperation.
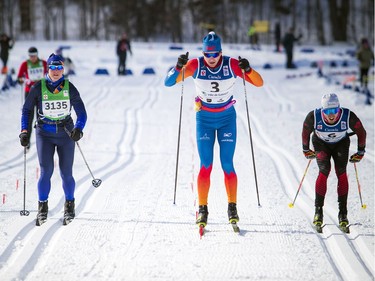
[241,65,261,207]
[173,60,187,205]
[64,127,102,188]
[353,163,367,209]
[20,147,30,216]
[20,83,24,109]
[288,159,312,208]
[76,142,102,187]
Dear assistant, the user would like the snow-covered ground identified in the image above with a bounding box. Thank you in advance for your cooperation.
[0,41,374,281]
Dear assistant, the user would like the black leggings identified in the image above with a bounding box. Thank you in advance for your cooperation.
[312,134,350,176]
[359,68,370,87]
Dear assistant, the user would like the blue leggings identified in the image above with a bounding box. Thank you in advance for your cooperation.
[36,127,76,201]
[196,107,237,173]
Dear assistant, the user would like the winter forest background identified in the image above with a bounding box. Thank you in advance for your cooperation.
[0,0,374,45]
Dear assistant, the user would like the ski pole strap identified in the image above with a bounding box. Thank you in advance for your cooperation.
[200,100,236,113]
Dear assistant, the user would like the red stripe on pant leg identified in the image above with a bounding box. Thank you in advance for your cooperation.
[197,165,212,206]
[224,171,237,203]
[337,172,349,197]
[315,172,328,197]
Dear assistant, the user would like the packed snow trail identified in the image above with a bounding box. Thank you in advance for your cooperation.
[0,41,373,281]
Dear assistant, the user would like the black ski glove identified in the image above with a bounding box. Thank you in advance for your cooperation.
[349,150,365,163]
[303,149,316,159]
[70,128,83,142]
[176,52,189,69]
[19,132,29,147]
[238,56,251,72]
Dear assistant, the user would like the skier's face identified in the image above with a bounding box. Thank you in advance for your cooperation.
[29,55,38,64]
[325,113,339,124]
[322,107,340,124]
[203,51,222,67]
[48,65,64,81]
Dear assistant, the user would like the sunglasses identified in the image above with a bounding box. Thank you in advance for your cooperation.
[203,52,220,58]
[322,107,339,115]
[49,65,64,70]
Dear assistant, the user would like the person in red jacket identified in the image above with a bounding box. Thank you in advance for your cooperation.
[17,47,48,147]
[302,93,366,231]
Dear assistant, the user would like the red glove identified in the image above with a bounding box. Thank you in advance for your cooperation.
[303,149,316,159]
[349,151,365,163]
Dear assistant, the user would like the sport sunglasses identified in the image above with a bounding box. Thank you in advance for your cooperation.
[48,65,64,70]
[322,107,339,115]
[203,52,221,58]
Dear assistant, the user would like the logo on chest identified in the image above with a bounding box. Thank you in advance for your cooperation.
[223,66,229,76]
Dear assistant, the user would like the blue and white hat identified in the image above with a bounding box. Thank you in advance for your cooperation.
[47,53,64,66]
[202,31,222,52]
[321,93,340,109]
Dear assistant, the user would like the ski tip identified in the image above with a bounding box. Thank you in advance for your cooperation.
[313,222,325,233]
[63,219,73,226]
[339,223,350,233]
[232,225,240,233]
[199,225,205,238]
[36,219,46,226]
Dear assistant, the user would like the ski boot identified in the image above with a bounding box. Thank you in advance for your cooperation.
[228,203,239,223]
[338,196,350,233]
[36,200,48,226]
[196,205,208,227]
[338,211,350,233]
[313,206,323,233]
[1,66,8,74]
[63,199,75,225]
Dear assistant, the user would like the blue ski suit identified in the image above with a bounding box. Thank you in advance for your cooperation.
[21,75,87,201]
[165,55,263,206]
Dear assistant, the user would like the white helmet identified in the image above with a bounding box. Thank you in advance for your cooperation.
[321,93,340,109]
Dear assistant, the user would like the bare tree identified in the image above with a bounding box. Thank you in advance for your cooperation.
[20,0,32,33]
[61,0,67,40]
[1,0,373,44]
[315,0,325,45]
[328,0,350,42]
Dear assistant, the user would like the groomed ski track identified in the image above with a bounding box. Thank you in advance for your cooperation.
[0,43,373,281]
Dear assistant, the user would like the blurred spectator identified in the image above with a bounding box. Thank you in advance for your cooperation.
[56,48,75,77]
[282,27,302,69]
[116,33,132,75]
[17,47,48,145]
[247,23,259,50]
[1,68,17,91]
[356,38,374,88]
[274,22,281,52]
[0,33,14,74]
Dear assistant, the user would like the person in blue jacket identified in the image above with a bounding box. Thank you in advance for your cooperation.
[165,31,263,227]
[19,53,87,226]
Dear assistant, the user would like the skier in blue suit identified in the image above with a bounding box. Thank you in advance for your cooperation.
[19,53,87,225]
[165,32,263,227]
